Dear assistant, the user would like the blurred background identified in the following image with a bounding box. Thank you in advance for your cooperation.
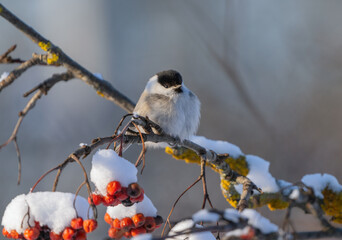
[1,0,342,238]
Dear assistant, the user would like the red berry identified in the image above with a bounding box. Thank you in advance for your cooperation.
[49,231,62,240]
[120,217,133,231]
[132,213,145,228]
[104,213,113,225]
[112,218,121,229]
[115,189,129,201]
[144,217,156,231]
[71,217,83,230]
[108,228,124,239]
[88,193,103,205]
[131,227,147,236]
[9,230,20,239]
[24,227,40,240]
[107,181,122,196]
[62,227,75,240]
[83,219,97,233]
[103,195,120,206]
[124,231,132,238]
[74,229,87,240]
[2,228,10,237]
[34,222,41,231]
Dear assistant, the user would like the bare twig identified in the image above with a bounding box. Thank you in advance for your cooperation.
[0,3,135,112]
[0,54,43,92]
[161,176,202,237]
[0,71,74,150]
[70,154,97,219]
[13,137,21,185]
[0,44,25,63]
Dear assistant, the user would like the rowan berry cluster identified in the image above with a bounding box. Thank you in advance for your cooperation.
[88,181,144,207]
[104,213,163,239]
[2,218,97,240]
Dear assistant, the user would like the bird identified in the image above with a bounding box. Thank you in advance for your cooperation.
[118,70,201,151]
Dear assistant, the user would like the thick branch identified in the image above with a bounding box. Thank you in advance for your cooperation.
[0,3,135,112]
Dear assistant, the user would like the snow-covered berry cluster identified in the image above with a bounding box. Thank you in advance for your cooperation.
[90,150,163,238]
[105,194,162,239]
[1,149,163,239]
[1,192,96,240]
[88,181,144,207]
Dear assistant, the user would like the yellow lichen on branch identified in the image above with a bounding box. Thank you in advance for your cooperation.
[322,187,342,223]
[166,146,290,211]
[96,91,105,97]
[38,41,51,51]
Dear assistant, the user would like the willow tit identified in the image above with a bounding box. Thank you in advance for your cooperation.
[134,69,200,142]
[119,70,200,151]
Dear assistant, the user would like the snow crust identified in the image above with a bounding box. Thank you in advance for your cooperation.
[225,226,250,238]
[223,208,241,223]
[90,149,137,195]
[289,189,300,200]
[2,192,90,234]
[0,72,9,82]
[192,209,220,223]
[225,208,278,234]
[107,194,157,219]
[132,233,153,240]
[241,209,278,234]
[190,137,279,194]
[167,219,216,240]
[302,173,342,198]
[190,136,243,158]
[93,73,103,80]
[245,155,279,193]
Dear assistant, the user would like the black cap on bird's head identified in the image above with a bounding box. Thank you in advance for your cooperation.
[156,70,183,89]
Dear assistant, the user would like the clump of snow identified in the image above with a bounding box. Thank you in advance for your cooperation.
[192,209,220,223]
[289,189,300,200]
[223,208,242,223]
[190,208,277,237]
[302,173,342,198]
[132,233,153,240]
[2,192,91,234]
[235,155,279,194]
[107,194,157,219]
[225,226,250,238]
[225,209,277,234]
[167,219,216,240]
[241,209,278,234]
[1,194,31,234]
[0,72,9,82]
[79,143,87,147]
[190,136,243,158]
[90,149,137,195]
[93,73,103,80]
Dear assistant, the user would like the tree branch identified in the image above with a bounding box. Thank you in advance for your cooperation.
[0,3,135,112]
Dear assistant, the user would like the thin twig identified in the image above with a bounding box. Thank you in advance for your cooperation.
[0,71,74,150]
[69,154,97,219]
[161,176,202,237]
[0,54,42,92]
[131,121,146,173]
[0,3,135,112]
[13,137,21,185]
[0,44,25,63]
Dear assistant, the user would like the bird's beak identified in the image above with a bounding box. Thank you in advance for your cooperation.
[174,86,183,93]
